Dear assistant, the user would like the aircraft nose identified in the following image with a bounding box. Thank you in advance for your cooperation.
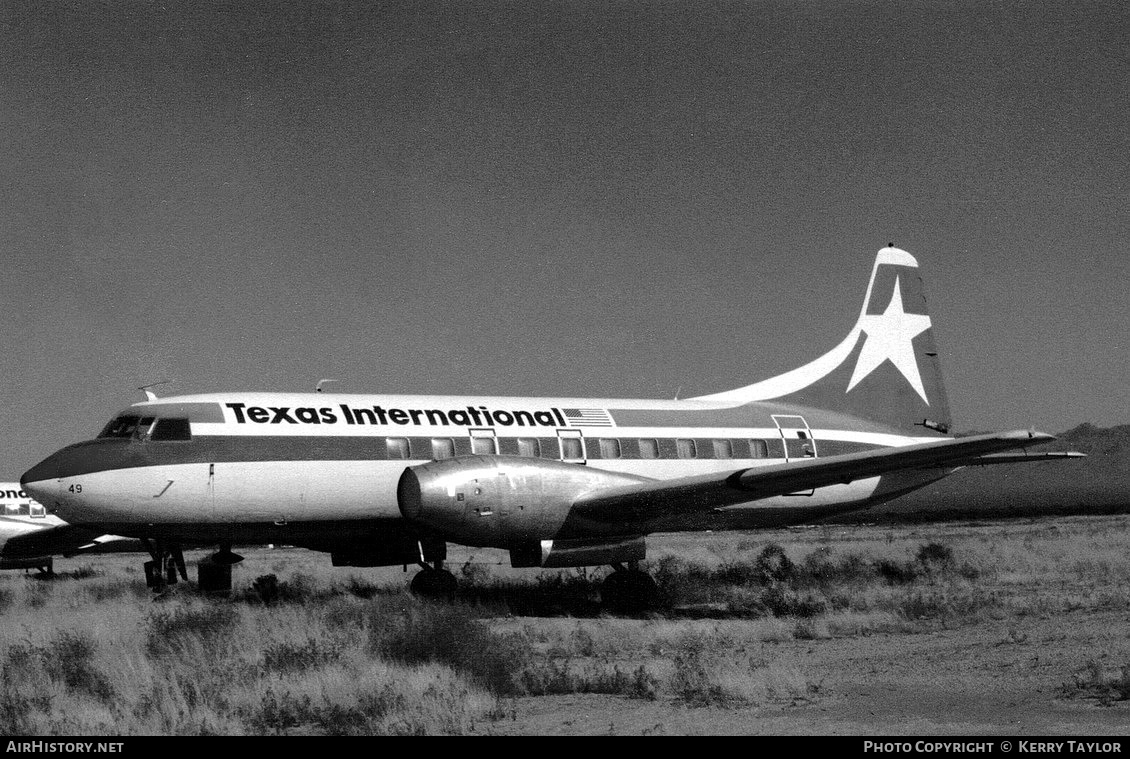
[21,458,58,491]
[21,452,66,508]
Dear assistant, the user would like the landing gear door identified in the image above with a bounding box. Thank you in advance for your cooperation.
[772,414,816,496]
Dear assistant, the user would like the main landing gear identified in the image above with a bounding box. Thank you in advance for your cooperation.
[600,561,661,614]
[141,539,188,592]
[141,540,243,594]
[409,558,457,600]
[198,544,243,594]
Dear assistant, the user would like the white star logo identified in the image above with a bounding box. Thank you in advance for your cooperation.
[846,275,932,403]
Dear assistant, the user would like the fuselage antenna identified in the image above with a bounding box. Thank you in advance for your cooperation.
[138,381,173,401]
[316,379,339,393]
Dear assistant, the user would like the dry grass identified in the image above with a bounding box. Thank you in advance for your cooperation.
[2,514,1128,733]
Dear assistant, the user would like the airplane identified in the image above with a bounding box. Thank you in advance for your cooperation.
[0,483,135,574]
[0,483,59,573]
[20,247,1083,607]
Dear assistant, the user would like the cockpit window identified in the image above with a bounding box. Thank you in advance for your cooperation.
[99,416,141,438]
[150,418,192,441]
[98,415,190,440]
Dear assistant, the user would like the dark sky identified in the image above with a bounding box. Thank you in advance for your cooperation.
[3,1,1127,475]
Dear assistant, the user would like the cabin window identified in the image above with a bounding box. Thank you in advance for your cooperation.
[713,439,733,459]
[750,439,769,459]
[431,438,455,460]
[386,437,410,459]
[517,438,540,457]
[30,503,45,518]
[638,438,659,459]
[677,439,697,459]
[98,416,141,438]
[150,418,191,441]
[559,437,583,460]
[471,435,497,455]
[599,438,621,459]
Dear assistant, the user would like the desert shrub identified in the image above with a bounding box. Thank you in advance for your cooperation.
[915,542,957,577]
[916,542,954,566]
[243,673,495,737]
[760,586,827,618]
[230,573,324,605]
[875,558,919,584]
[45,631,116,704]
[367,601,531,695]
[459,561,492,585]
[321,596,369,631]
[755,544,795,583]
[716,561,761,586]
[653,555,713,597]
[145,604,241,658]
[1,632,114,709]
[0,671,52,736]
[670,635,733,705]
[452,569,600,616]
[243,689,316,734]
[66,564,103,580]
[794,617,832,640]
[342,576,380,599]
[1114,668,1130,701]
[0,642,51,734]
[262,638,342,677]
[798,550,872,586]
[518,660,659,699]
[24,580,53,608]
[81,582,136,603]
[568,627,595,657]
[1062,659,1130,704]
[896,589,997,622]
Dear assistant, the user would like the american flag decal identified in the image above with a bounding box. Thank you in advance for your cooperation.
[560,408,614,427]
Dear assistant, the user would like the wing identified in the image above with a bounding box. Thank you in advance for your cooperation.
[0,523,103,559]
[570,429,1069,525]
[949,451,1086,465]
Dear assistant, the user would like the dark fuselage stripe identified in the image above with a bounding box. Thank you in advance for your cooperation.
[38,435,886,479]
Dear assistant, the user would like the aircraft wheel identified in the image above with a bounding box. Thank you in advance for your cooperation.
[410,567,458,601]
[600,569,660,614]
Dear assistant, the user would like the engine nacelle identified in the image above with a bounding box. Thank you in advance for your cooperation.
[398,455,652,548]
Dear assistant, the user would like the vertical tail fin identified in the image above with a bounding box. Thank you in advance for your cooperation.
[693,247,953,434]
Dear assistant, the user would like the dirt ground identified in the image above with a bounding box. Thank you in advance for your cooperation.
[486,607,1130,735]
[460,518,1130,737]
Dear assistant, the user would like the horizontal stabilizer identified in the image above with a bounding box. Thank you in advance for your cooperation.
[570,430,1059,527]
